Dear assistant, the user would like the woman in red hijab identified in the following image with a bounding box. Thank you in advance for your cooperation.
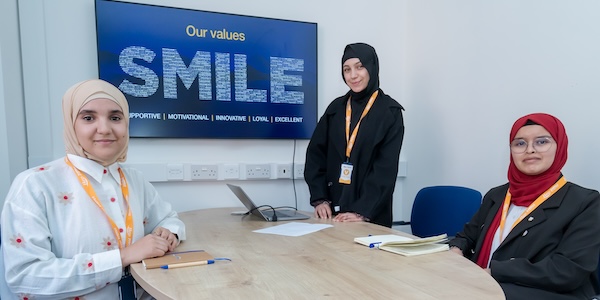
[449,113,600,300]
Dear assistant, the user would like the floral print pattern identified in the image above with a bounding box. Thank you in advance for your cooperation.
[57,192,74,205]
[101,237,117,250]
[10,234,25,248]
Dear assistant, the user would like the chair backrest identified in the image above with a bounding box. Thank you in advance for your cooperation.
[410,186,482,238]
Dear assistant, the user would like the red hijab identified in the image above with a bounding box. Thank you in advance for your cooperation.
[507,113,568,205]
[476,113,567,268]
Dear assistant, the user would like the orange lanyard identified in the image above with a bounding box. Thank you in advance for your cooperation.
[65,157,133,249]
[345,90,379,159]
[498,176,567,242]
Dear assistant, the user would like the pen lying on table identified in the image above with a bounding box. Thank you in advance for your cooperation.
[160,260,215,269]
[369,242,382,248]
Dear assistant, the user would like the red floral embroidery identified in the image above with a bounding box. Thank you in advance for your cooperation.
[72,296,85,300]
[36,166,49,172]
[57,192,74,205]
[110,197,116,202]
[82,259,94,272]
[103,169,107,174]
[10,234,25,248]
[119,228,124,233]
[18,294,32,300]
[101,237,117,250]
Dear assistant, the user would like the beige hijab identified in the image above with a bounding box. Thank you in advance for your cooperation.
[62,79,129,166]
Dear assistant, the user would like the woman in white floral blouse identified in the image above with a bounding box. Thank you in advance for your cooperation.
[0,79,186,300]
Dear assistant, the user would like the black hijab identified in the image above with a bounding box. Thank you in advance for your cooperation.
[341,43,380,101]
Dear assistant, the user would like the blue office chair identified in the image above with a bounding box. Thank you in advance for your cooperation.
[393,186,482,238]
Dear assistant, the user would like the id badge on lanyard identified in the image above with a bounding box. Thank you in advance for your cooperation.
[339,162,353,184]
[341,91,377,185]
[118,267,137,300]
[65,157,137,299]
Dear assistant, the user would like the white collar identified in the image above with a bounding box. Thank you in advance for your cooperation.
[66,154,122,184]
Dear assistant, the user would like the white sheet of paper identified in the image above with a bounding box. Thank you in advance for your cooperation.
[253,222,333,237]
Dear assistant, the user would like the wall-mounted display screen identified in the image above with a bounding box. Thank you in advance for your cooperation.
[95,0,318,139]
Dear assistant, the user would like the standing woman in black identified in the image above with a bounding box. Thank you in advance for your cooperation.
[304,43,404,227]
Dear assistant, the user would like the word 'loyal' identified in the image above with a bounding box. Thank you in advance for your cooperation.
[118,46,305,104]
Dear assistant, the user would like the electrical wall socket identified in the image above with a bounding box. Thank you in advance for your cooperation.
[276,163,293,179]
[221,163,240,179]
[293,163,305,179]
[190,164,218,180]
[166,163,184,181]
[245,163,271,179]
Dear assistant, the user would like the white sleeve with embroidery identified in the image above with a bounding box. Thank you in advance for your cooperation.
[0,159,123,300]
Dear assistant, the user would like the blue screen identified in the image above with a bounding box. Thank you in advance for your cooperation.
[95,0,318,139]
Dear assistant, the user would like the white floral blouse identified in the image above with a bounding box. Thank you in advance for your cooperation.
[1,154,186,300]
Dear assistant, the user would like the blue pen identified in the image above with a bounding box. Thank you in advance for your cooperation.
[160,259,215,269]
[369,242,382,248]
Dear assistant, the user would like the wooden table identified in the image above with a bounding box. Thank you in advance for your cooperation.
[131,208,505,299]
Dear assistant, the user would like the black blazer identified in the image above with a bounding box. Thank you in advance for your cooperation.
[450,182,600,300]
[304,89,404,227]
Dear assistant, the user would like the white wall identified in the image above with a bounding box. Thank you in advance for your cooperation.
[402,1,600,217]
[7,0,600,225]
[15,0,408,218]
[0,0,28,209]
[0,47,9,207]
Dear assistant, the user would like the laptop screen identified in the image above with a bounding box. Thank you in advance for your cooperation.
[226,184,310,221]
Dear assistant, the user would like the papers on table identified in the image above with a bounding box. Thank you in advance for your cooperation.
[253,222,333,237]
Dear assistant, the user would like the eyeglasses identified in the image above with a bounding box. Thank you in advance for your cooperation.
[510,137,554,154]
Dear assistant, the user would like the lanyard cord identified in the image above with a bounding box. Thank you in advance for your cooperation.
[345,90,379,159]
[498,176,567,242]
[65,157,134,249]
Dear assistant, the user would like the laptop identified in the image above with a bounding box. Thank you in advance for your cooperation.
[226,184,310,222]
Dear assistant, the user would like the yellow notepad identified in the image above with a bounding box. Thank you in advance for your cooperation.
[142,250,214,269]
[354,234,449,257]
